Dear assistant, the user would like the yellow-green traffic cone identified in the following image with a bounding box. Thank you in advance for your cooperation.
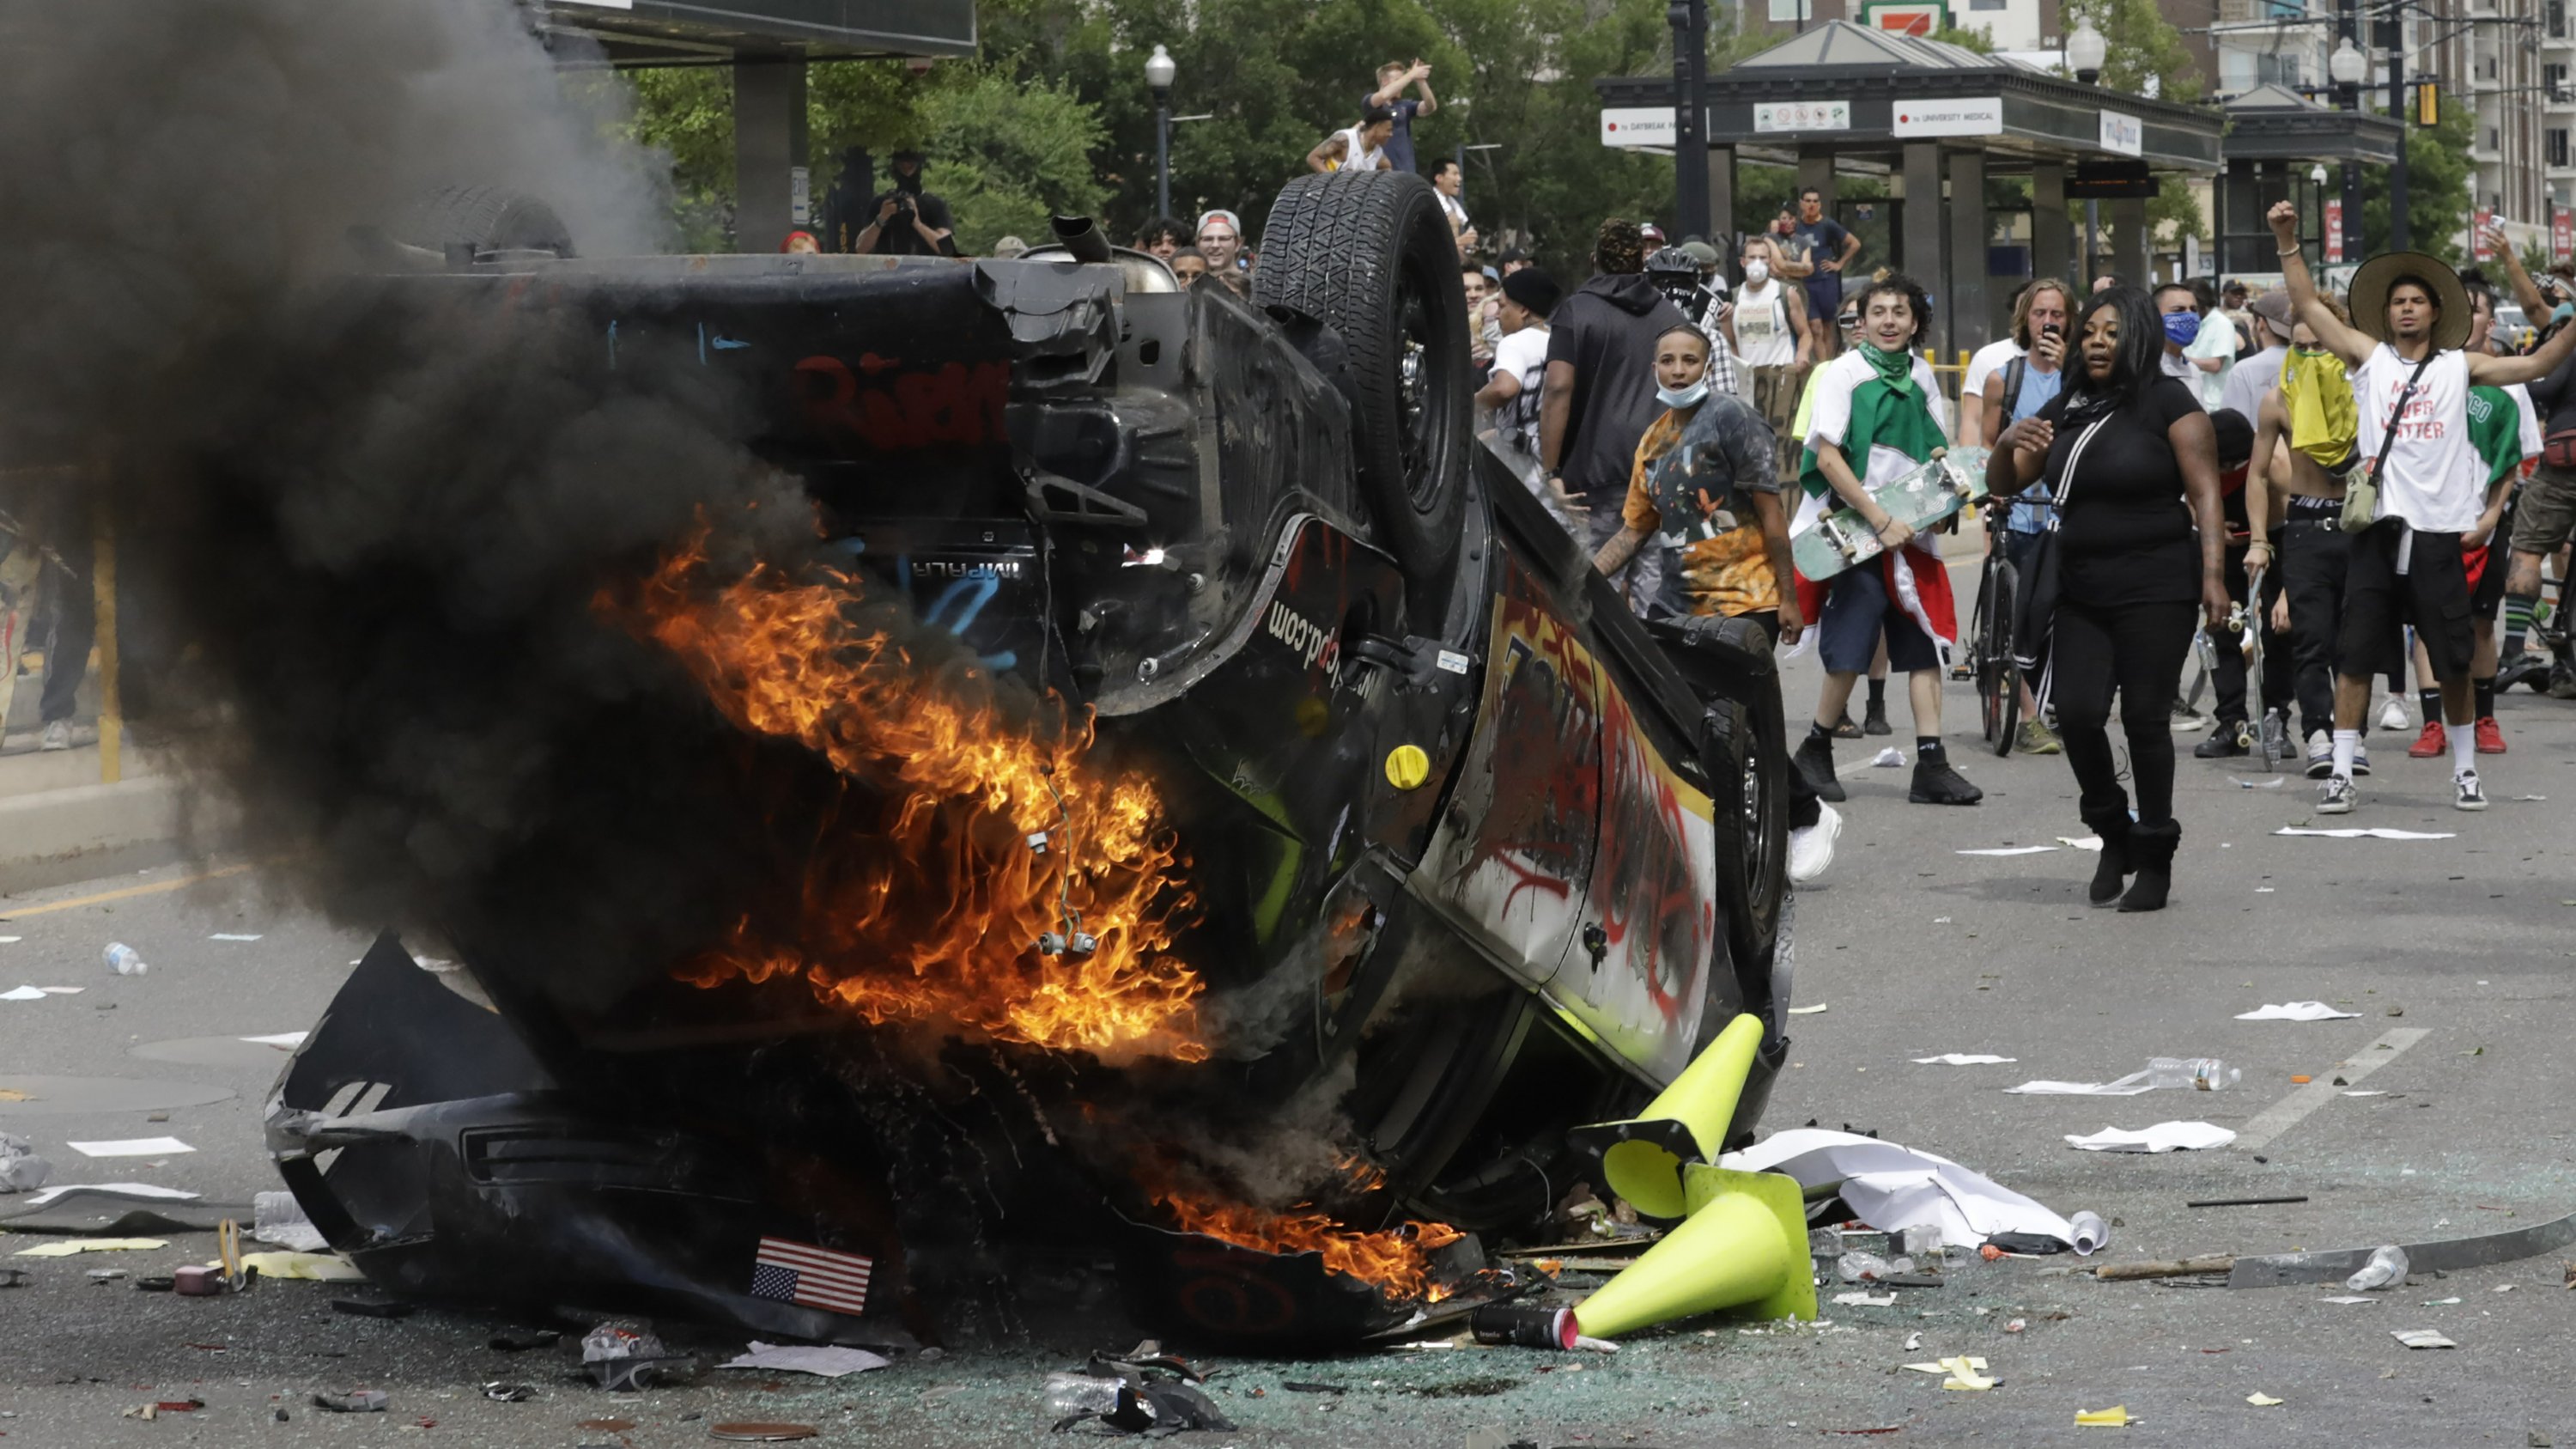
[1569,1011,1762,1220]
[1569,1163,1816,1338]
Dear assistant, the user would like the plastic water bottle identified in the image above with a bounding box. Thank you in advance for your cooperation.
[2345,1244,2409,1291]
[103,943,148,977]
[2147,1056,2239,1091]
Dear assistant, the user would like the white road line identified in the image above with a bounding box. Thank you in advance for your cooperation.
[2231,1027,2430,1153]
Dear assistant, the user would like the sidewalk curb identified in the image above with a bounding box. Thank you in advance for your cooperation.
[0,777,228,892]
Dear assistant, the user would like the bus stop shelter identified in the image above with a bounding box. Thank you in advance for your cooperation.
[538,0,977,251]
[1599,21,2225,359]
[2215,82,2403,282]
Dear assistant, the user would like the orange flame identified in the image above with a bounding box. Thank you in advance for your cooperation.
[604,526,1206,1061]
[1149,1184,1466,1301]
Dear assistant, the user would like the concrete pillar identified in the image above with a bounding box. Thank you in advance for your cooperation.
[1946,148,1987,362]
[1710,144,1737,246]
[1901,141,1943,332]
[2110,194,2150,287]
[732,57,809,253]
[1798,149,1837,213]
[2032,161,2070,285]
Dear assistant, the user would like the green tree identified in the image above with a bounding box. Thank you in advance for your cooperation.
[623,67,735,252]
[2360,107,2473,266]
[2057,0,2203,247]
[917,75,1109,253]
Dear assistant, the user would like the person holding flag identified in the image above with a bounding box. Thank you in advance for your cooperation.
[1786,272,1984,808]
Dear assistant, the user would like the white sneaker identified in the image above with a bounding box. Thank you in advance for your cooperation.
[2303,730,2333,779]
[2454,770,2488,812]
[38,720,71,752]
[2377,697,2409,732]
[1788,803,1842,885]
[2318,775,2358,814]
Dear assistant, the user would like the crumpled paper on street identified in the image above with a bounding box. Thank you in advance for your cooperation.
[1722,1129,2086,1251]
[2235,1002,2360,1021]
[1902,1356,1992,1390]
[226,1251,365,1281]
[2064,1122,2236,1153]
[2275,826,2455,840]
[14,1238,167,1257]
[2007,1070,2155,1096]
[718,1341,891,1378]
[2075,1405,2135,1426]
[1913,1054,2018,1065]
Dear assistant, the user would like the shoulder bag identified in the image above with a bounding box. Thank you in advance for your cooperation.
[2008,411,2113,703]
[2342,354,2436,533]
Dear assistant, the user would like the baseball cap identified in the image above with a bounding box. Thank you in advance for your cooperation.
[1501,267,1563,317]
[2247,289,2294,342]
[1680,240,1721,267]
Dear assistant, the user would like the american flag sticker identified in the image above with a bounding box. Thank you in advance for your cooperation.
[748,1236,872,1316]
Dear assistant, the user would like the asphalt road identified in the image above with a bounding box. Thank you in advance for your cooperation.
[1,623,2573,1446]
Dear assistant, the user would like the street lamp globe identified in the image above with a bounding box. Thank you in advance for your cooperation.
[2067,20,2108,83]
[1145,44,1176,94]
[2311,163,2329,186]
[2329,37,2366,87]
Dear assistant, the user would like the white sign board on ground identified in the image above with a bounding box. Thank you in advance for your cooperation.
[2099,109,2143,157]
[1601,107,1677,147]
[1754,100,1852,133]
[1892,96,2002,137]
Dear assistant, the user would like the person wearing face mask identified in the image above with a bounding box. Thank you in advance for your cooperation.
[1987,288,2231,911]
[1726,235,1812,482]
[1788,272,1984,808]
[1593,326,1838,881]
[2154,283,2232,410]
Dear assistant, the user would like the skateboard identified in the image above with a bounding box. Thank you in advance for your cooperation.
[1790,446,1990,583]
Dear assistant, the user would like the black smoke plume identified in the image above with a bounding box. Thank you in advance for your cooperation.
[0,0,835,1007]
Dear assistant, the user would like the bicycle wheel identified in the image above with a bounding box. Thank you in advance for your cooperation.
[1982,559,2020,756]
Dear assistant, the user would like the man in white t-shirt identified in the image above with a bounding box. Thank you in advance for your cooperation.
[1475,268,1564,514]
[1723,234,1811,480]
[2267,200,2576,813]
[1307,107,1397,174]
[1958,314,2024,448]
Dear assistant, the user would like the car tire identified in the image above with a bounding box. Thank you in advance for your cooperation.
[1699,690,1789,995]
[392,185,574,259]
[1254,170,1470,583]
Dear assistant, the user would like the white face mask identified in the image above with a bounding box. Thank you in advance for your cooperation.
[1656,379,1710,409]
[1745,259,1770,283]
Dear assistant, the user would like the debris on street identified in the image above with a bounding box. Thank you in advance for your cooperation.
[12,1237,166,1257]
[0,1132,51,1192]
[2064,1122,2237,1153]
[311,1389,390,1413]
[2234,1002,2360,1021]
[2075,1405,2135,1426]
[716,1342,891,1378]
[581,1322,692,1391]
[2390,1330,2458,1349]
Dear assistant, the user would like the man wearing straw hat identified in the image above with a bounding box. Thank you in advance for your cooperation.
[2266,201,2576,814]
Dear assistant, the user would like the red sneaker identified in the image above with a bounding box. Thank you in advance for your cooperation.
[2405,720,2447,758]
[2475,716,2507,754]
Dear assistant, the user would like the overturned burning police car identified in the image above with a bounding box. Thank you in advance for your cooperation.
[268,172,1795,1348]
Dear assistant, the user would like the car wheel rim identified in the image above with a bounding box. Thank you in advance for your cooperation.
[1394,267,1446,513]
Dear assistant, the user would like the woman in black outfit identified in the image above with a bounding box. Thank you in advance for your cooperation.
[1987,288,2229,912]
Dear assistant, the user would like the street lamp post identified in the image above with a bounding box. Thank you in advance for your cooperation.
[1145,44,1176,223]
[2331,33,2366,265]
[2387,40,2409,253]
[2069,19,2108,287]
[1668,0,1710,240]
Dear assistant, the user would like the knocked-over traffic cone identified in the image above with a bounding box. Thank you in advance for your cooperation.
[1569,1163,1815,1337]
[1568,1012,1762,1220]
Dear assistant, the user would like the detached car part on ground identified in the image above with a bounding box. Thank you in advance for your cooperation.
[268,172,1795,1347]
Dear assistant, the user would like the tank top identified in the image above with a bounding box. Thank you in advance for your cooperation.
[1732,281,1795,368]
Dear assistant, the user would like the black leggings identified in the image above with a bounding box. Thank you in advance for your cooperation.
[2050,599,2199,829]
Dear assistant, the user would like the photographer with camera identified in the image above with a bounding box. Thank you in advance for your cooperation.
[854,149,957,259]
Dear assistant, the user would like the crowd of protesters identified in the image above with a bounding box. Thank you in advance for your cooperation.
[772,103,2576,916]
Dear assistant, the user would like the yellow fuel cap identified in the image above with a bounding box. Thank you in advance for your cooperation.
[1384,744,1431,790]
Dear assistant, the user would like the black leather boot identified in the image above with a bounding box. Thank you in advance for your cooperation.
[2081,809,2132,907]
[2119,819,2181,913]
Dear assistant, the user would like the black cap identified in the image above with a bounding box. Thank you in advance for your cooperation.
[1501,267,1562,317]
[2210,407,2256,469]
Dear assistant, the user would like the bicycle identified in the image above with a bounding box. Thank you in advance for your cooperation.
[1966,496,2049,758]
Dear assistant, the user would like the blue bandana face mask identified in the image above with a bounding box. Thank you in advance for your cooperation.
[2162,311,2202,346]
[1656,380,1711,410]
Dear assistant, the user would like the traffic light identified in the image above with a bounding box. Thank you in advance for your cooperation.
[2417,79,2439,126]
